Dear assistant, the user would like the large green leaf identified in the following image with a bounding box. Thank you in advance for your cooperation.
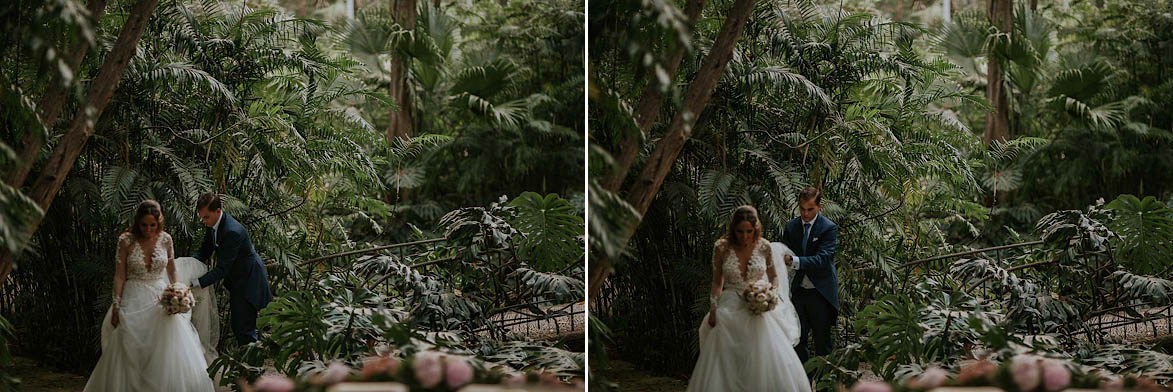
[1105,195,1173,274]
[506,192,583,272]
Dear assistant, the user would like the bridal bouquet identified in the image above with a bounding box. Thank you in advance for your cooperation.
[742,281,777,315]
[160,283,196,315]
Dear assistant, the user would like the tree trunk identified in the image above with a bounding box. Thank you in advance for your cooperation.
[0,0,159,285]
[589,0,758,298]
[386,0,416,142]
[5,0,108,189]
[984,0,1012,146]
[602,0,706,192]
[1029,0,1037,10]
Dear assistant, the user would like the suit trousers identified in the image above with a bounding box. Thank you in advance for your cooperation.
[230,294,259,345]
[794,287,835,365]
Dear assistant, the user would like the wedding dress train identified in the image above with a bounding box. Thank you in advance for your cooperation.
[686,238,811,392]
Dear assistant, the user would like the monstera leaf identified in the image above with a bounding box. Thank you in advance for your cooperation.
[506,192,583,272]
[483,341,584,377]
[1105,195,1173,275]
[1110,270,1173,306]
[508,267,585,304]
[439,205,519,259]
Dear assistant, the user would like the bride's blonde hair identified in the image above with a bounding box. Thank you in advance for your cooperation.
[127,200,164,238]
[722,205,762,246]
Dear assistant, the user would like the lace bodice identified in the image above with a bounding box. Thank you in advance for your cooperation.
[119,232,172,281]
[716,238,773,293]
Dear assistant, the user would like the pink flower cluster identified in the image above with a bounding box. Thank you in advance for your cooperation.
[247,351,587,391]
[850,355,1172,392]
[358,351,475,389]
[159,283,195,315]
[743,280,778,314]
[1008,355,1071,392]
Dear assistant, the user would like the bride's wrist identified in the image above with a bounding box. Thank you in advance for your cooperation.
[112,295,121,306]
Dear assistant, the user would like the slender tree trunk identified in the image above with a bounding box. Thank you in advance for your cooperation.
[1029,0,1037,10]
[0,0,159,285]
[589,0,758,297]
[5,0,108,189]
[984,0,1012,146]
[386,0,416,142]
[602,0,706,192]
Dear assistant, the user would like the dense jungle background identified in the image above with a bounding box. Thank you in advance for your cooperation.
[589,0,1173,389]
[0,0,585,390]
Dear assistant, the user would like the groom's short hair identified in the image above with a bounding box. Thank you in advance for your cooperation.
[799,187,821,205]
[197,193,222,212]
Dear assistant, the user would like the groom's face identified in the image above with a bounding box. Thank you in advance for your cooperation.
[198,208,221,228]
[798,199,821,222]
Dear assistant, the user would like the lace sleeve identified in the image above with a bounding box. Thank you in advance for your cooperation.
[163,232,174,260]
[710,239,727,307]
[761,238,777,287]
[116,232,132,265]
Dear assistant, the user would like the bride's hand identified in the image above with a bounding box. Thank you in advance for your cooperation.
[111,307,120,328]
[707,310,717,327]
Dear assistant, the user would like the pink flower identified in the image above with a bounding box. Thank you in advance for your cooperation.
[444,356,474,389]
[958,359,996,384]
[1101,376,1125,390]
[538,372,559,386]
[252,374,295,392]
[359,356,400,379]
[412,351,444,388]
[1041,360,1070,391]
[504,372,527,386]
[850,380,892,392]
[910,366,948,389]
[318,361,351,385]
[1011,355,1042,391]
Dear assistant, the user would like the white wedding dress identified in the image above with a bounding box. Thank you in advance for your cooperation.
[686,238,811,392]
[83,232,217,392]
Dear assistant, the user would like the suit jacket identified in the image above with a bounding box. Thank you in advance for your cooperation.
[193,212,272,309]
[782,214,839,313]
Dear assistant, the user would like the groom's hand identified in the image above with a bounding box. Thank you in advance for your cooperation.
[784,254,793,266]
[189,278,201,288]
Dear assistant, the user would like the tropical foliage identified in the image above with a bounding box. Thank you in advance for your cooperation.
[589,0,1172,389]
[0,0,584,388]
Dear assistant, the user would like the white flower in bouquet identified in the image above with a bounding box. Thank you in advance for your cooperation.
[742,280,778,315]
[160,283,196,315]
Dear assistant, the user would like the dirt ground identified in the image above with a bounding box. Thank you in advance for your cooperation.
[599,359,689,392]
[6,356,88,392]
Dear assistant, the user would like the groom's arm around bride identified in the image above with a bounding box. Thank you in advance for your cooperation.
[188,193,274,345]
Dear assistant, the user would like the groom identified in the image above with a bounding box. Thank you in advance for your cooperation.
[782,187,839,366]
[189,193,273,345]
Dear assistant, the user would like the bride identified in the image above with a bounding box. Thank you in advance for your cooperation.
[686,205,811,392]
[84,200,216,391]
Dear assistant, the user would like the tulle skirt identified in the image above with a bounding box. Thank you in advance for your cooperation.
[686,290,812,392]
[83,276,215,392]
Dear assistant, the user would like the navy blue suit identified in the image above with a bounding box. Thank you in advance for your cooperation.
[781,213,839,365]
[193,212,272,345]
